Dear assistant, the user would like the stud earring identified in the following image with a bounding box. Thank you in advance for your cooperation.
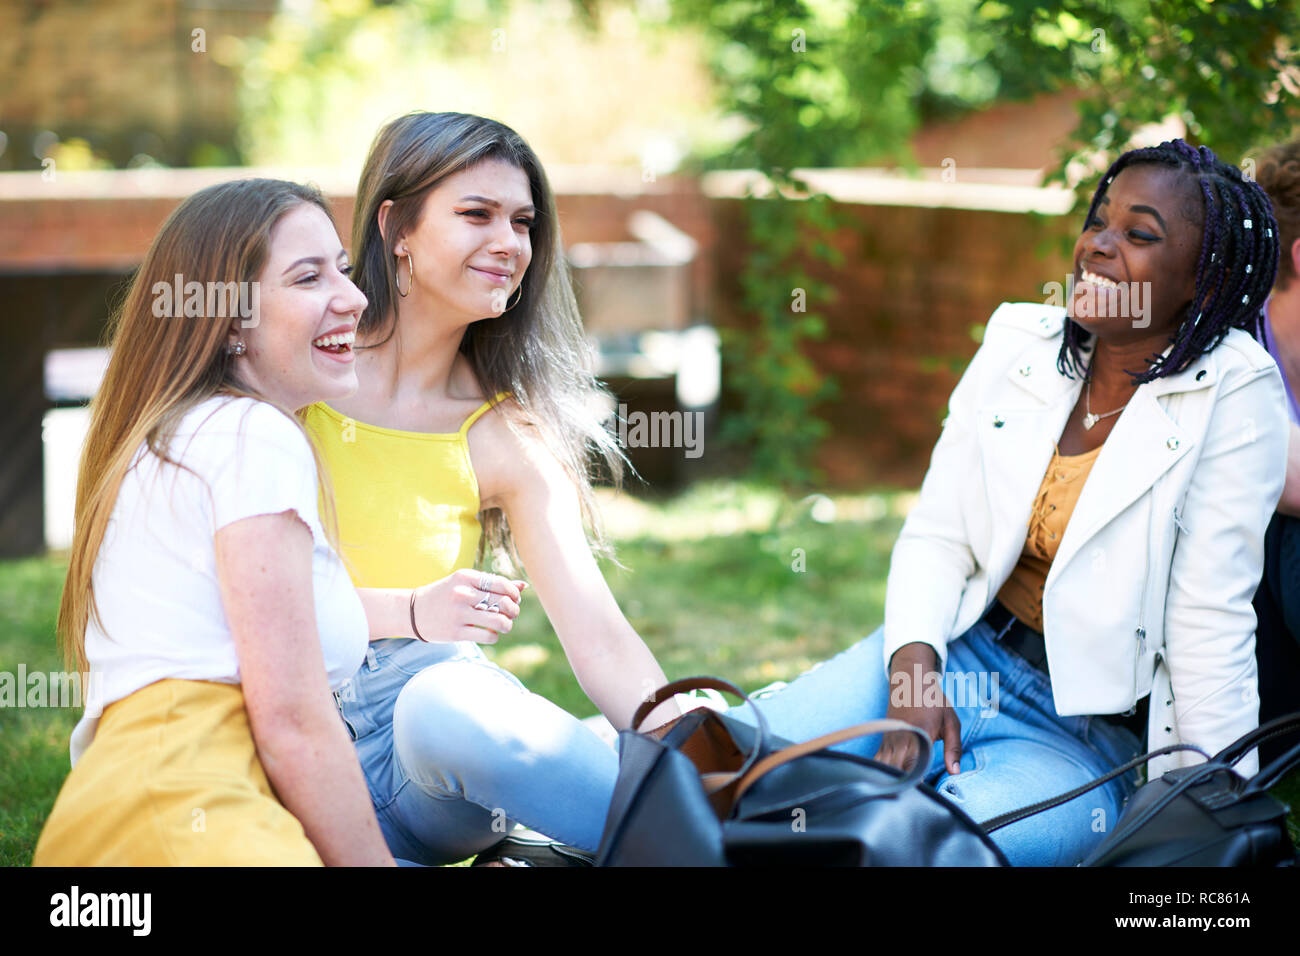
[227,340,246,357]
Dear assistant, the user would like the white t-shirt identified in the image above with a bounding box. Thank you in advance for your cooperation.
[69,396,369,765]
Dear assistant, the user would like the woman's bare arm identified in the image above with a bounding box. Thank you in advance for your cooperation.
[473,410,679,730]
[215,510,396,866]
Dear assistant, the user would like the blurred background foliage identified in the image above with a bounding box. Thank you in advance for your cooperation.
[230,0,719,171]
[226,0,1299,486]
[233,0,1300,178]
[20,0,1297,190]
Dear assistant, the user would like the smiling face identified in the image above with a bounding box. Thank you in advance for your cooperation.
[387,158,535,325]
[1069,163,1204,344]
[229,202,368,412]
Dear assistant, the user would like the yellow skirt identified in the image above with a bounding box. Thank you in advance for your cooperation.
[33,678,323,866]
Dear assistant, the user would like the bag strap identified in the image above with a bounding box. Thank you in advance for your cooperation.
[1215,710,1300,769]
[632,676,772,797]
[1244,735,1300,794]
[632,676,765,734]
[732,719,931,804]
[980,743,1209,834]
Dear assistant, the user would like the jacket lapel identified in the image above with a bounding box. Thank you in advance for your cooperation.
[1046,350,1216,588]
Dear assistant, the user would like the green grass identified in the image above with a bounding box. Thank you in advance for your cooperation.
[0,557,79,867]
[493,484,904,708]
[4,480,1298,864]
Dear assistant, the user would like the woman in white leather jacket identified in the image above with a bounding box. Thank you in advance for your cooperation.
[734,139,1287,865]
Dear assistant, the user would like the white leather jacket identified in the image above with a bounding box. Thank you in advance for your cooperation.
[882,302,1287,778]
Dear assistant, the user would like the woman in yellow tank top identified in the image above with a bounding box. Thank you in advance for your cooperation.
[302,112,678,865]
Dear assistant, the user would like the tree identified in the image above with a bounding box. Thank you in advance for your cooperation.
[671,0,1299,486]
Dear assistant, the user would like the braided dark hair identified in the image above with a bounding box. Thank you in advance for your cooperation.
[1058,138,1280,384]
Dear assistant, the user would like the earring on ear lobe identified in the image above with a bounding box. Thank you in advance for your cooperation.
[501,284,523,312]
[227,340,246,357]
[396,252,414,298]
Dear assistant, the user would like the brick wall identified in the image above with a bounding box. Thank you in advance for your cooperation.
[710,198,1078,487]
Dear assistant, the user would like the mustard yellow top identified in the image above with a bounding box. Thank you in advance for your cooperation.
[995,443,1103,633]
[302,395,507,593]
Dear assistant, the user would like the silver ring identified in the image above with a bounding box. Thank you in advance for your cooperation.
[475,590,492,611]
[477,573,491,592]
[488,599,501,613]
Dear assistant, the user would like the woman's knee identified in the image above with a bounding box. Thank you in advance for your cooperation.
[729,628,892,752]
[391,660,536,783]
[775,627,887,696]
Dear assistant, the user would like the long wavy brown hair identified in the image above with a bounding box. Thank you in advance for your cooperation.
[351,111,624,566]
[59,178,345,672]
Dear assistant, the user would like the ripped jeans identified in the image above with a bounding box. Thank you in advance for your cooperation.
[725,621,1144,866]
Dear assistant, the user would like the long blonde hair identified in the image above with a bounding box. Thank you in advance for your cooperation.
[59,178,345,672]
[351,112,625,566]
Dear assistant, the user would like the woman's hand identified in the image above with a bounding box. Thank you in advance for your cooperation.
[878,642,962,776]
[411,569,525,645]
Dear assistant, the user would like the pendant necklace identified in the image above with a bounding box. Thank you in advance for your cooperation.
[1082,376,1131,430]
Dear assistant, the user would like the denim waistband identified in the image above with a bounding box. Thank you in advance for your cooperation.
[979,601,1147,740]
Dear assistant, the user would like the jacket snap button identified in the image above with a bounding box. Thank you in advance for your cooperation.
[993,415,1005,428]
[1165,437,1180,450]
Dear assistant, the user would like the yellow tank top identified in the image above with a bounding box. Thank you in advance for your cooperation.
[302,395,507,592]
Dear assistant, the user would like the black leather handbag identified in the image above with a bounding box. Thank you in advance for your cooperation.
[980,712,1300,867]
[595,677,1009,867]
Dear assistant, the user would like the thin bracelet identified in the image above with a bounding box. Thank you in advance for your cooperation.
[409,589,426,641]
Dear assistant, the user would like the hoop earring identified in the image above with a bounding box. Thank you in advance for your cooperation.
[396,252,414,298]
[501,284,523,313]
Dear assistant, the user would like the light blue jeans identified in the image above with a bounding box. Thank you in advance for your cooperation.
[334,638,619,865]
[726,621,1145,866]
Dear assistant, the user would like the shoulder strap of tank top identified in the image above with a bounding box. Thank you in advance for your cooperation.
[459,391,512,436]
